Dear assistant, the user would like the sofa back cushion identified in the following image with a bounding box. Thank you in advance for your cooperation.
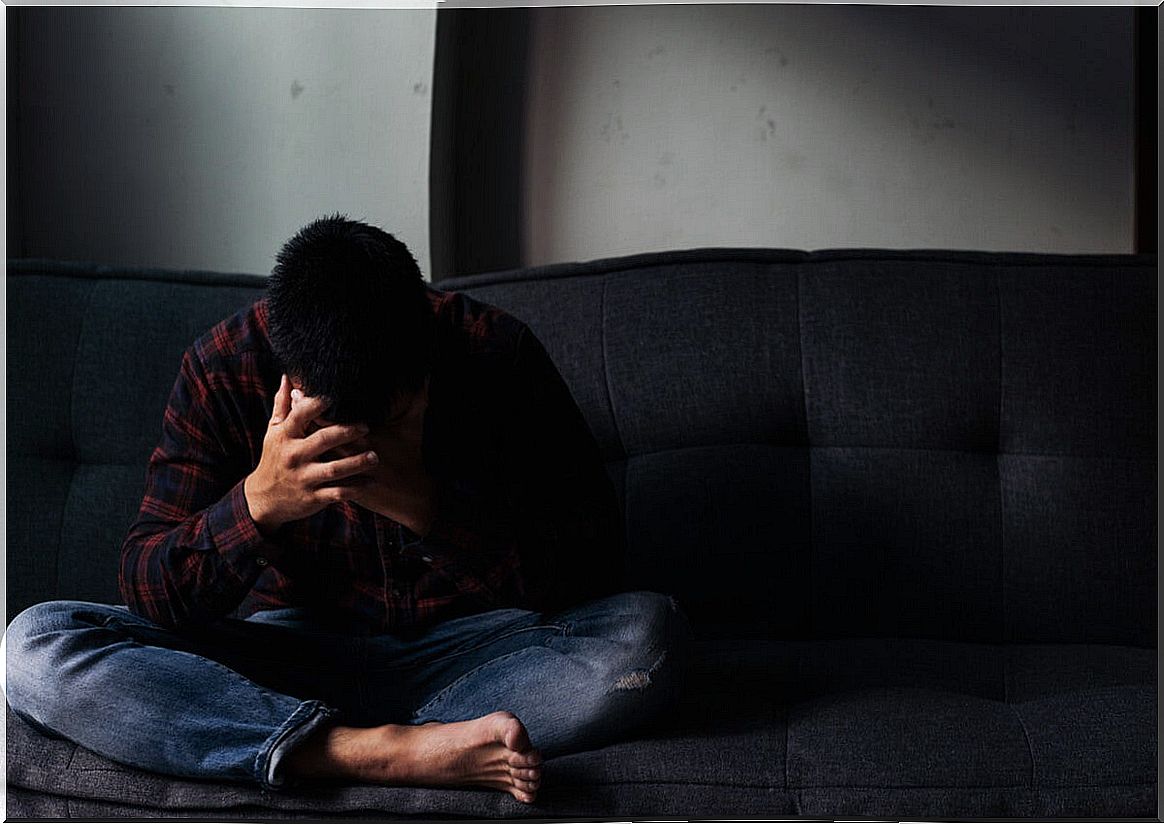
[445,249,1157,645]
[8,263,265,619]
[8,251,1157,646]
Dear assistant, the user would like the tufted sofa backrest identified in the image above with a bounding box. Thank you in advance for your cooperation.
[8,262,267,620]
[443,249,1157,645]
[8,251,1157,645]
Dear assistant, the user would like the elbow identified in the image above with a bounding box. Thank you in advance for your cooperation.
[117,579,210,632]
[117,534,200,631]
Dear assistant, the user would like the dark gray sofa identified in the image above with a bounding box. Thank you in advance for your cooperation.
[6,249,1157,819]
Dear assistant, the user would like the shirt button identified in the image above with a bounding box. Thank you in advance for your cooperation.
[255,557,269,567]
[421,555,433,563]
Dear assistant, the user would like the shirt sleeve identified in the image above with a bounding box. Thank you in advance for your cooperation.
[119,347,285,629]
[416,324,626,611]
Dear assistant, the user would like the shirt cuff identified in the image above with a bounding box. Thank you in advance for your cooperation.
[205,479,288,580]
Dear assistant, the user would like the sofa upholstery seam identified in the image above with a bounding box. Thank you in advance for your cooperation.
[1006,700,1038,790]
[782,703,793,792]
[796,267,814,643]
[565,779,1157,790]
[997,269,1007,649]
[10,780,1160,813]
[620,441,1149,461]
[599,275,633,567]
[54,280,98,600]
[32,774,1164,788]
[39,775,1159,792]
[477,778,1152,791]
[435,248,1158,290]
[599,275,626,460]
[17,457,146,468]
[7,260,266,288]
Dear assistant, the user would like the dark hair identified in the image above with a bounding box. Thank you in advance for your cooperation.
[267,214,434,425]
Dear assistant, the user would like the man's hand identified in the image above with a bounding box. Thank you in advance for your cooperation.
[243,374,379,535]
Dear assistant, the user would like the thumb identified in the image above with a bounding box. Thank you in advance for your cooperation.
[270,374,292,426]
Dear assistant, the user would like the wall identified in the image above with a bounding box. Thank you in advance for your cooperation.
[12,7,436,277]
[522,5,1135,264]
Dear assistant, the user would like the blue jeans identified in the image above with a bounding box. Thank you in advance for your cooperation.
[3,591,690,790]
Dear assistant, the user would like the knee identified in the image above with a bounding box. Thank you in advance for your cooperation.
[555,594,689,753]
[605,591,691,658]
[3,601,112,708]
[6,601,77,658]
[595,591,692,698]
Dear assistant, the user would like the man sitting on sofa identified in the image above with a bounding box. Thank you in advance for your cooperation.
[4,215,689,804]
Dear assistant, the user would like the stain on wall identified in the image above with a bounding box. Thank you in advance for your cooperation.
[522,4,1134,264]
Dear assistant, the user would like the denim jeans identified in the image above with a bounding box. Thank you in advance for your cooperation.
[2,591,690,790]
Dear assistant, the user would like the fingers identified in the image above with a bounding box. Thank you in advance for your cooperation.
[301,450,379,488]
[311,480,368,506]
[300,422,371,461]
[283,388,331,438]
[270,374,292,426]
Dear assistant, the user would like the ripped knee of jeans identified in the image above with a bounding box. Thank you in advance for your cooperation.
[611,650,668,691]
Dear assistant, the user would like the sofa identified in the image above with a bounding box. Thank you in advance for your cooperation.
[6,249,1157,819]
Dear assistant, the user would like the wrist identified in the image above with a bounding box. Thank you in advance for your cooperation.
[243,473,282,537]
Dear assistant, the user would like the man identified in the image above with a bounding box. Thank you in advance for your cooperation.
[4,216,690,804]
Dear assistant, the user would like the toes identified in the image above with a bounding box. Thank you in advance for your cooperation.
[513,777,540,793]
[511,788,536,805]
[508,748,542,768]
[510,766,540,781]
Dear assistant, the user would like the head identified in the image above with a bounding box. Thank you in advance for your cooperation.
[267,214,434,426]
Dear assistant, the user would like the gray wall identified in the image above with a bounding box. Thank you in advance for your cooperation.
[522,5,1135,264]
[9,6,1140,274]
[11,8,436,277]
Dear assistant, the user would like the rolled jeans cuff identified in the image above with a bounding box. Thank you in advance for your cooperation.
[258,700,339,791]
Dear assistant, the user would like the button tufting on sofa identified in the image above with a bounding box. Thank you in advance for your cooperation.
[5,250,1157,819]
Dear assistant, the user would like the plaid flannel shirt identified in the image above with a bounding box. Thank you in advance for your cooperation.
[119,289,625,632]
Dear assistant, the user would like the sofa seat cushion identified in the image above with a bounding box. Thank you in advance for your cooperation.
[6,638,1155,818]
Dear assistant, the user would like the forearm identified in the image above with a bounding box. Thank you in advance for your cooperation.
[119,478,284,628]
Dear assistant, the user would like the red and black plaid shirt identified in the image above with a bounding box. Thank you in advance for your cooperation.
[119,289,625,632]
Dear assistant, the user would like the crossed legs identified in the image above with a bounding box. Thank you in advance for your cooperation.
[3,591,690,804]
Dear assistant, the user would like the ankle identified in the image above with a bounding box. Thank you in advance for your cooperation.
[284,724,364,781]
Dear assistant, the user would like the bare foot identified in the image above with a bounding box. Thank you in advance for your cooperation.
[286,711,543,804]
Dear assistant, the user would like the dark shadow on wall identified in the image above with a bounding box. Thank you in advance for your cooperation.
[429,9,530,281]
